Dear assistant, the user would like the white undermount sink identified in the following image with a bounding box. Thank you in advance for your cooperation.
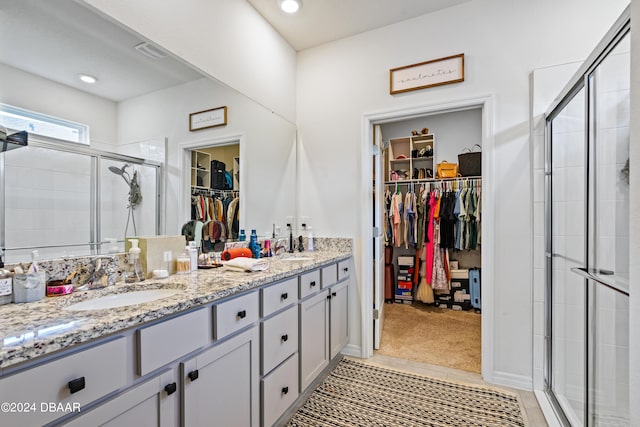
[64,289,182,311]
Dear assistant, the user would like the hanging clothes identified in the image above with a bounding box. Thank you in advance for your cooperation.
[391,190,404,248]
[425,191,437,285]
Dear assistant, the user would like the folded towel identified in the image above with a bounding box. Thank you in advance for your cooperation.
[223,257,269,272]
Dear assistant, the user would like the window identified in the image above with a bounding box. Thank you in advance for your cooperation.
[0,103,89,145]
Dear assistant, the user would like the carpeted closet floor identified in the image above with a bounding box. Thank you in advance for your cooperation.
[375,302,481,373]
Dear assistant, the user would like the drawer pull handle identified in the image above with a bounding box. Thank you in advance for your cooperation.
[310,281,316,287]
[332,292,337,297]
[188,370,199,382]
[164,382,177,395]
[281,292,288,300]
[281,334,289,342]
[68,377,85,394]
[327,295,332,300]
[282,386,289,395]
[237,310,247,319]
[343,267,349,272]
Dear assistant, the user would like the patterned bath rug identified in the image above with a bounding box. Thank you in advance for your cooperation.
[285,358,525,427]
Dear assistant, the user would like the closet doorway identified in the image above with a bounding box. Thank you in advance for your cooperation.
[180,137,243,246]
[365,97,494,380]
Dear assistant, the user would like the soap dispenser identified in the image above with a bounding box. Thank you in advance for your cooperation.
[125,238,144,283]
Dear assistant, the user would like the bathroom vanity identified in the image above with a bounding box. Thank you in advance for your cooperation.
[0,244,352,426]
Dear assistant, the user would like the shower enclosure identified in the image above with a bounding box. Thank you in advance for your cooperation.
[544,11,629,426]
[0,139,161,262]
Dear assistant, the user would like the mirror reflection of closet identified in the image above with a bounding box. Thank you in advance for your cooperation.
[0,0,297,263]
[189,143,241,242]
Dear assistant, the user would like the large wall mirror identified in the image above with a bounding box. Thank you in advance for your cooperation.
[0,0,296,263]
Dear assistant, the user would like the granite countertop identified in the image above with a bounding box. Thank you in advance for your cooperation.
[0,249,351,371]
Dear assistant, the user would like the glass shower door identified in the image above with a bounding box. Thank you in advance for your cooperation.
[587,31,630,426]
[549,87,587,426]
[545,21,630,427]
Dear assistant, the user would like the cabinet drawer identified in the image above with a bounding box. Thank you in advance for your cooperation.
[321,264,337,288]
[261,353,299,427]
[338,259,351,281]
[299,269,321,299]
[214,291,259,340]
[261,277,297,317]
[0,337,127,426]
[261,305,298,375]
[137,308,209,376]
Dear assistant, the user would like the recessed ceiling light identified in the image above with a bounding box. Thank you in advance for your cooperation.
[79,74,97,84]
[279,0,301,14]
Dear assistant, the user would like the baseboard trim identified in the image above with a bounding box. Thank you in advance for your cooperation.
[341,343,361,357]
[492,371,533,390]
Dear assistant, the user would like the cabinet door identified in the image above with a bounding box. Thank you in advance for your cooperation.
[182,327,259,427]
[299,290,329,391]
[329,280,349,359]
[63,369,178,427]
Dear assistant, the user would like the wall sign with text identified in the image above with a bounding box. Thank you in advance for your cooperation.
[390,54,464,95]
[189,106,228,131]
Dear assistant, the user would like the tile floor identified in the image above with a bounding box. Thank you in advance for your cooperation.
[367,353,549,427]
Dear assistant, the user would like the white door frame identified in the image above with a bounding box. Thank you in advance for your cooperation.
[179,134,245,229]
[359,95,496,382]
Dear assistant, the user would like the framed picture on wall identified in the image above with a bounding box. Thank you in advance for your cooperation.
[390,54,464,94]
[189,106,228,131]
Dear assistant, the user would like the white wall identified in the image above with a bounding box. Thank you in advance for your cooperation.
[0,63,117,150]
[295,0,628,387]
[116,78,296,236]
[82,0,297,123]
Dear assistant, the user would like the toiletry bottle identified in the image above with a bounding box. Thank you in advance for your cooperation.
[188,241,198,272]
[126,239,145,282]
[177,248,191,274]
[0,255,12,305]
[307,226,315,252]
[238,229,246,241]
[249,229,260,259]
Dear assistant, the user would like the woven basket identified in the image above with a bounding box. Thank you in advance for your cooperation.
[458,144,481,176]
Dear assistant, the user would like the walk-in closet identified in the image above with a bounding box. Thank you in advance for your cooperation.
[183,143,241,250]
[373,108,483,374]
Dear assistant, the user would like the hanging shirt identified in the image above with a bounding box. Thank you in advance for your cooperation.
[404,190,415,248]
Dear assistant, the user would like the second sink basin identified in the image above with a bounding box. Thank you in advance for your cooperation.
[64,289,182,311]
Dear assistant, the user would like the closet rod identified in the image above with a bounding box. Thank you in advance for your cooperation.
[191,188,240,194]
[384,177,481,186]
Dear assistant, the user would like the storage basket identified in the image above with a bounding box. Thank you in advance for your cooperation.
[458,144,482,176]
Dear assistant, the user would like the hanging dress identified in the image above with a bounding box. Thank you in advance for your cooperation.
[425,191,437,285]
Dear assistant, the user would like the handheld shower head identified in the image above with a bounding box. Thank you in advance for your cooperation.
[108,164,131,184]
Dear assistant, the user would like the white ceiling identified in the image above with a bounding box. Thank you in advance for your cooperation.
[0,0,472,103]
[247,0,472,51]
[0,0,204,102]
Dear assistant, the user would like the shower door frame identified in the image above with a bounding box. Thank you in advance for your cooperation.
[543,8,630,426]
[0,136,162,260]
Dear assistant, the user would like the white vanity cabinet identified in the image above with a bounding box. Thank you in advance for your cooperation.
[62,369,179,427]
[299,289,330,391]
[0,255,352,427]
[0,337,128,427]
[329,279,349,359]
[299,261,351,392]
[181,327,260,427]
